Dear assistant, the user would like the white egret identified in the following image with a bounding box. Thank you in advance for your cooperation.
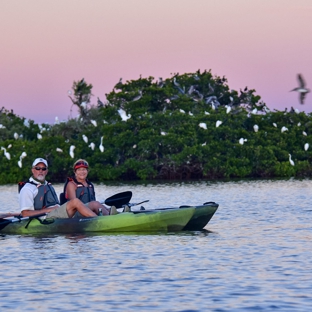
[239,138,247,145]
[14,132,19,140]
[202,142,206,146]
[199,123,207,130]
[132,90,143,101]
[289,154,295,166]
[133,144,137,149]
[81,102,87,109]
[179,109,185,114]
[54,116,59,124]
[295,108,300,114]
[253,124,259,132]
[37,133,42,140]
[189,111,194,116]
[0,124,5,129]
[281,126,288,133]
[23,119,29,127]
[273,123,277,128]
[18,159,22,168]
[7,144,12,149]
[297,122,301,126]
[20,151,27,159]
[204,111,210,115]
[99,136,104,152]
[303,131,307,136]
[304,143,309,151]
[90,120,97,127]
[56,148,63,153]
[82,134,88,143]
[69,145,75,159]
[252,108,257,114]
[1,147,11,160]
[225,105,231,114]
[118,108,131,121]
[216,120,222,128]
[160,131,167,136]
[89,142,95,150]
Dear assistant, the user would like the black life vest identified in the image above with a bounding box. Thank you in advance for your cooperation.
[19,180,60,210]
[61,177,96,204]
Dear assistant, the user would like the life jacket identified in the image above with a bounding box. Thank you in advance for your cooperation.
[60,177,96,204]
[19,180,60,210]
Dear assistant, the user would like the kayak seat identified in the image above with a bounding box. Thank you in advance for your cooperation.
[203,202,216,205]
[59,193,67,205]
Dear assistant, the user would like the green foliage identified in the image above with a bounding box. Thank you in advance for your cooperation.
[1,70,312,184]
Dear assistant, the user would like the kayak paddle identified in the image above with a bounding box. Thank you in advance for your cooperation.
[104,191,132,208]
[0,213,47,231]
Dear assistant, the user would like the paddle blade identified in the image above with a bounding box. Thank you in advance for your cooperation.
[105,191,132,208]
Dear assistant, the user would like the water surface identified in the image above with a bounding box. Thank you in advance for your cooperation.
[0,179,311,311]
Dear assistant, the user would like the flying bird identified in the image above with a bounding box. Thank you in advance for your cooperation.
[290,74,310,104]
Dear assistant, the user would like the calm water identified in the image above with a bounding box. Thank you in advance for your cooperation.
[0,179,311,311]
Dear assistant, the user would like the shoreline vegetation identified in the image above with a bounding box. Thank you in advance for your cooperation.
[0,69,311,185]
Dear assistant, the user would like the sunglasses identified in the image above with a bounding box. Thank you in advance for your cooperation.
[34,167,47,171]
[75,161,88,167]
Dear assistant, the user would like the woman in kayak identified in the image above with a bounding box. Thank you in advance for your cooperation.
[62,159,127,215]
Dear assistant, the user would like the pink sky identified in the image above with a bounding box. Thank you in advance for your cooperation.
[1,0,312,124]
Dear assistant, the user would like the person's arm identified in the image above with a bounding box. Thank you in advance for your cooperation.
[21,206,58,217]
[66,181,78,200]
[20,184,59,217]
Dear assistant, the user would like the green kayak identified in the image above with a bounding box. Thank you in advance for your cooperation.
[0,203,218,235]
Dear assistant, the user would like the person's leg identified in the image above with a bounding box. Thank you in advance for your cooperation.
[66,198,97,218]
[87,201,110,215]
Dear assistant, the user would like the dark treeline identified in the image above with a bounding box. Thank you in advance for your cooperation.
[0,70,311,185]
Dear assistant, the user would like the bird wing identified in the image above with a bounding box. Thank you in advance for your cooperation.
[298,74,305,88]
[300,92,306,104]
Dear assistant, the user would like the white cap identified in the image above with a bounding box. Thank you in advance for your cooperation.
[32,158,48,167]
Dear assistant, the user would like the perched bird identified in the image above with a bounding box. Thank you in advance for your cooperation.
[118,108,131,121]
[133,144,137,149]
[179,109,185,114]
[90,120,97,127]
[253,124,259,132]
[97,97,104,107]
[273,123,277,128]
[204,111,210,115]
[290,74,310,104]
[304,143,309,151]
[14,132,19,140]
[289,154,295,166]
[199,123,207,130]
[216,120,222,128]
[54,116,59,124]
[188,111,194,116]
[89,142,95,150]
[251,108,258,115]
[225,105,231,114]
[160,131,167,136]
[281,126,288,133]
[56,148,63,153]
[297,122,301,126]
[239,138,247,145]
[202,142,206,146]
[99,136,104,152]
[303,131,307,136]
[132,90,143,101]
[82,134,88,143]
[37,133,42,140]
[69,145,75,159]
[17,152,27,168]
[1,147,11,160]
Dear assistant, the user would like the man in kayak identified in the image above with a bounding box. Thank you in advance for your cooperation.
[19,158,117,218]
[60,159,128,215]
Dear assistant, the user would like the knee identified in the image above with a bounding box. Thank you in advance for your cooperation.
[68,198,81,207]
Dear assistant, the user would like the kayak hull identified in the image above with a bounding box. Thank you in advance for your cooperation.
[0,203,218,235]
